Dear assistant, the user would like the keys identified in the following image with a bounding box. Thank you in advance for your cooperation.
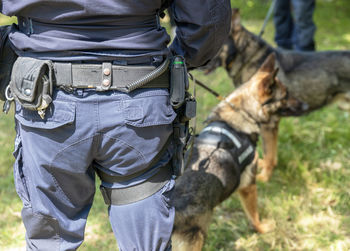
[3,99,12,114]
[3,85,14,114]
[36,96,52,120]
[37,109,46,119]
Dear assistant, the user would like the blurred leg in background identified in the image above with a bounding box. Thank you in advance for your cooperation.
[292,0,316,51]
[274,0,316,51]
[274,0,294,50]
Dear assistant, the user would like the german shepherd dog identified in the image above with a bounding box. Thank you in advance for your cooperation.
[206,8,350,182]
[171,53,305,251]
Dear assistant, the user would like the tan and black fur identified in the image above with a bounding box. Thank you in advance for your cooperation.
[172,54,304,251]
[206,8,350,182]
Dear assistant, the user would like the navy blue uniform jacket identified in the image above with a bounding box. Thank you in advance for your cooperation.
[1,0,231,68]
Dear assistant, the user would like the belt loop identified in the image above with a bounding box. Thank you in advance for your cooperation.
[98,62,112,91]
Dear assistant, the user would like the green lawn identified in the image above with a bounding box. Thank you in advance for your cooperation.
[0,0,350,250]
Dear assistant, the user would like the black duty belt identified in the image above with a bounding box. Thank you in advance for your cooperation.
[53,60,169,92]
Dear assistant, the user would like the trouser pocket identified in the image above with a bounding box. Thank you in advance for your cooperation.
[13,130,61,250]
[13,133,30,207]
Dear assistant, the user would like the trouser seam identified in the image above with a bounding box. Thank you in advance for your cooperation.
[48,135,96,206]
[97,133,146,163]
[94,99,100,133]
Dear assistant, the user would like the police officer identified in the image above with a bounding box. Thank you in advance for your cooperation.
[2,0,231,250]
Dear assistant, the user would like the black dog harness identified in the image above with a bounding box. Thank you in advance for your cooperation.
[196,121,256,190]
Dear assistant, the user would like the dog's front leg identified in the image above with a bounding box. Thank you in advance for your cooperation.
[257,118,280,182]
[237,184,274,233]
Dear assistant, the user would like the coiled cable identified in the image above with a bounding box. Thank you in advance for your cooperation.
[125,55,170,93]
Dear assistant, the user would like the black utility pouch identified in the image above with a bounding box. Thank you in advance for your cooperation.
[169,56,196,177]
[0,24,18,101]
[10,57,54,112]
[170,56,188,109]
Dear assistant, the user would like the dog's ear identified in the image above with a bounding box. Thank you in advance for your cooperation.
[257,54,279,96]
[259,53,276,73]
[231,8,241,31]
[272,67,279,79]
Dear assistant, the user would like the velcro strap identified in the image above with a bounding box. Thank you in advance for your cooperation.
[100,164,172,205]
[54,62,169,91]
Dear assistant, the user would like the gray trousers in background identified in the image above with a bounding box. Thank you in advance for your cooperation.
[13,87,176,251]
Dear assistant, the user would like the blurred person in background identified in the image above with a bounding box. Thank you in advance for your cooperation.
[274,0,316,51]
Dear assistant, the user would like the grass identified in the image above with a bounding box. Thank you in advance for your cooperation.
[0,0,350,250]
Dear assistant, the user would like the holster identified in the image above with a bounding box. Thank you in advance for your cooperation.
[0,25,18,101]
[170,56,196,177]
[10,57,54,112]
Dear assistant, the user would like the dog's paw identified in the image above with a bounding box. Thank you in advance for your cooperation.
[257,172,270,182]
[337,100,350,111]
[256,170,271,182]
[255,219,276,234]
[257,158,265,170]
[257,159,273,182]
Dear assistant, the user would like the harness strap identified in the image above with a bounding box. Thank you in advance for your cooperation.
[201,126,242,149]
[196,121,256,191]
[54,62,169,92]
[197,121,256,167]
[100,164,172,205]
[96,135,172,184]
[97,136,173,205]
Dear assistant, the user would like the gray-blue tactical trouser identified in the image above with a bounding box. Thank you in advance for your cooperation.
[13,87,176,251]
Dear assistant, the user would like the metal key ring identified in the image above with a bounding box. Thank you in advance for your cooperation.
[5,85,14,101]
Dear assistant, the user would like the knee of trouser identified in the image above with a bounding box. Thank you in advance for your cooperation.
[13,132,61,250]
[22,207,60,250]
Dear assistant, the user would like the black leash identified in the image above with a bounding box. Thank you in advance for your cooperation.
[188,72,259,129]
[188,73,226,102]
[258,0,277,38]
[188,72,237,112]
[184,73,198,169]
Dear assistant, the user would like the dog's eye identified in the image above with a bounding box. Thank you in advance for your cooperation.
[267,81,276,94]
[263,97,273,106]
